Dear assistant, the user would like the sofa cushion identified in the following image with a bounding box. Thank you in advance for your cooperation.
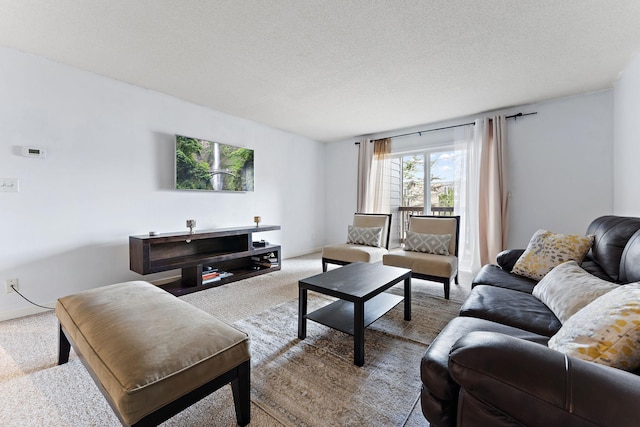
[347,225,382,247]
[421,317,548,427]
[471,264,537,294]
[532,261,619,323]
[404,231,451,255]
[586,215,640,282]
[496,249,525,272]
[620,229,640,283]
[512,229,594,281]
[460,285,562,337]
[549,283,640,371]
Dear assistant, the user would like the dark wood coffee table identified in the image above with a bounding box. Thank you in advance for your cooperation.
[297,262,412,366]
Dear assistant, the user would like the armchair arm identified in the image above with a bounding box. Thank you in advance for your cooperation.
[495,249,525,272]
[449,331,640,427]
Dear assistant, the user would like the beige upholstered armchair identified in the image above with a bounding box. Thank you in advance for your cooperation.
[322,213,392,272]
[383,215,460,299]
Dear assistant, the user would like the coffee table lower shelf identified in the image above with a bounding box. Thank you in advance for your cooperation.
[305,293,404,335]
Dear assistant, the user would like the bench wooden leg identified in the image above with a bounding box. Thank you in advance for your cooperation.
[58,324,71,365]
[231,360,251,426]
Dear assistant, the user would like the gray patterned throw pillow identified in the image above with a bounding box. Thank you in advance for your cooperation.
[347,225,383,247]
[404,231,451,255]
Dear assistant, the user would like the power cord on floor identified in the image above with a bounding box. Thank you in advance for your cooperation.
[10,284,54,310]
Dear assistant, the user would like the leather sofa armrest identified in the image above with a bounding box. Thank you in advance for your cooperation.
[495,249,525,272]
[449,331,640,427]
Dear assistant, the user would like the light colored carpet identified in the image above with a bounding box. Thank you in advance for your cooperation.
[0,252,470,426]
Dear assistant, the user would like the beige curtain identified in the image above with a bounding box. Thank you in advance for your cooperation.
[368,138,391,213]
[356,138,373,212]
[478,115,509,264]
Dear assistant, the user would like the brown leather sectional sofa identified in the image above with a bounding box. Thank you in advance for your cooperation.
[421,215,640,427]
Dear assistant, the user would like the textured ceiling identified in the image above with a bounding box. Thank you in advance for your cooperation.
[1,1,640,142]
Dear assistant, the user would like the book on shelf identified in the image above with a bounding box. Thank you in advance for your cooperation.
[217,271,234,279]
[202,272,220,280]
[202,276,221,284]
[251,251,279,269]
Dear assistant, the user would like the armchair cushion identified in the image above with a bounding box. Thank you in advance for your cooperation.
[512,229,594,280]
[404,231,451,255]
[322,243,388,264]
[347,225,383,247]
[383,250,456,278]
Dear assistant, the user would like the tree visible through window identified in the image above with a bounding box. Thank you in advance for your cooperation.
[401,150,455,214]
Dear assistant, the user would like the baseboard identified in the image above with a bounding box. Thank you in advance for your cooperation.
[283,248,322,259]
[0,303,55,322]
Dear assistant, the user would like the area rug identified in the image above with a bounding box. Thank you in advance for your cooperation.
[233,284,461,427]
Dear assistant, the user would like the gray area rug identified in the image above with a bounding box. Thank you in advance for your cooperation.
[234,285,461,427]
[0,253,468,426]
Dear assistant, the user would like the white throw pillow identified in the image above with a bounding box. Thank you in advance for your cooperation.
[532,261,619,323]
[404,231,451,255]
[347,225,383,247]
[548,283,640,371]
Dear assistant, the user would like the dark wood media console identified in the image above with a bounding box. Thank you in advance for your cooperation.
[129,225,281,296]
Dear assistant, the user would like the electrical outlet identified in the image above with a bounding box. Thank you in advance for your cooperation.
[6,278,18,293]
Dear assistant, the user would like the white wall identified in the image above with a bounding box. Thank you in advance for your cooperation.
[324,140,358,245]
[325,91,614,252]
[0,46,325,319]
[614,51,640,215]
[507,91,613,246]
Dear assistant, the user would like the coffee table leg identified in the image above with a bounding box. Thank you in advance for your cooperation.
[404,276,411,321]
[298,287,307,340]
[354,301,365,366]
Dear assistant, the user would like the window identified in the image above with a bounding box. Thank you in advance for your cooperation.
[389,146,459,245]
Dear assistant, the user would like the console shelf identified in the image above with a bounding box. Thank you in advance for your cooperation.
[129,225,281,296]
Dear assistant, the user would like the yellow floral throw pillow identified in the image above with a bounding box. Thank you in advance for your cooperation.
[511,229,594,280]
[548,284,640,371]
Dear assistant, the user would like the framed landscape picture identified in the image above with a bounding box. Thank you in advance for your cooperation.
[175,135,254,192]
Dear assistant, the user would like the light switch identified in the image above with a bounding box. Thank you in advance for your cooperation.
[0,178,19,192]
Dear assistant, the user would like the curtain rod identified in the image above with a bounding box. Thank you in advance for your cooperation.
[354,112,537,144]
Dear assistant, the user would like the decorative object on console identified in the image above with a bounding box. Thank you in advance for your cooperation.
[511,229,594,280]
[186,219,196,243]
[254,216,261,227]
[175,134,254,192]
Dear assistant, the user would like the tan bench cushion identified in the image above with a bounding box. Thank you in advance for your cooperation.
[383,251,457,278]
[56,281,250,425]
[323,243,389,264]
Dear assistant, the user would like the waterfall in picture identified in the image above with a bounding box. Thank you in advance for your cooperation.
[175,134,254,192]
[211,142,222,190]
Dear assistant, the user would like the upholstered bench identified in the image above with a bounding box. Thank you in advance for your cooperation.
[55,281,250,426]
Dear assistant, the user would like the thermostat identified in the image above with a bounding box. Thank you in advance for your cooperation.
[21,146,47,158]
